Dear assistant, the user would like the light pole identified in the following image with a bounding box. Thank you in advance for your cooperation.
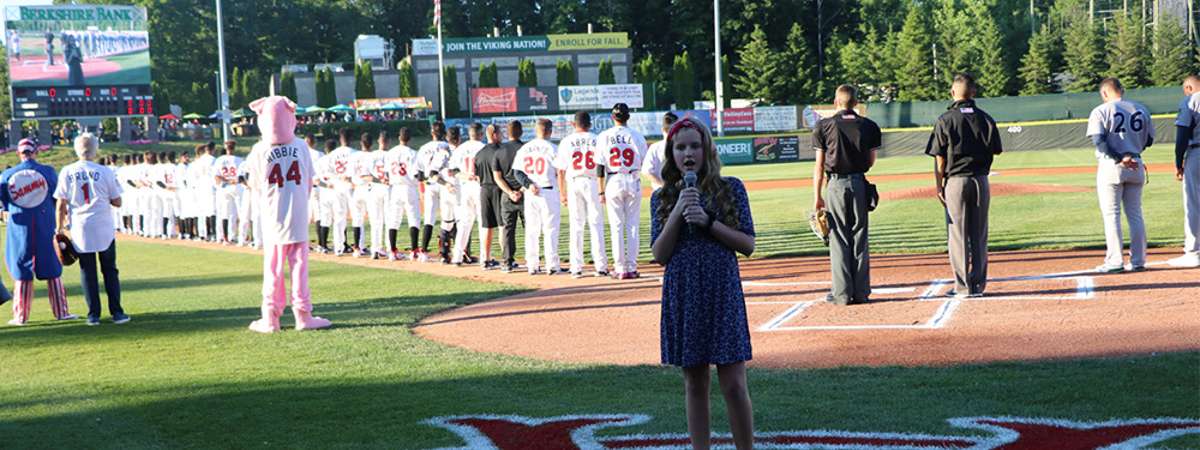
[714,0,724,136]
[215,0,231,140]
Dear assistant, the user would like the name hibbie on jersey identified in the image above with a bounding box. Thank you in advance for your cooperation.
[246,138,315,246]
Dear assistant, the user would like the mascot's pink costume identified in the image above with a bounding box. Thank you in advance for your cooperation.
[245,96,331,333]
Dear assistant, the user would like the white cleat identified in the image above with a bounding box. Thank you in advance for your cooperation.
[1167,255,1200,268]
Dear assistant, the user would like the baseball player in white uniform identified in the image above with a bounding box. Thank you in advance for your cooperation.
[641,112,679,191]
[416,122,453,262]
[1170,75,1200,268]
[451,124,485,265]
[1086,78,1154,273]
[595,103,649,279]
[313,139,336,253]
[136,153,157,237]
[116,155,136,233]
[556,112,609,278]
[213,142,243,244]
[236,158,262,248]
[513,119,562,274]
[189,143,218,241]
[360,132,391,259]
[243,95,331,333]
[305,135,324,240]
[321,130,359,256]
[385,128,422,260]
[348,134,377,256]
[157,152,181,238]
[172,152,190,239]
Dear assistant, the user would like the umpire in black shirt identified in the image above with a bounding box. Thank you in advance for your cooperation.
[491,120,526,272]
[813,85,880,305]
[475,124,503,270]
[926,73,1003,298]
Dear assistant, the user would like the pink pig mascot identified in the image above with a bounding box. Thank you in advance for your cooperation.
[245,95,331,333]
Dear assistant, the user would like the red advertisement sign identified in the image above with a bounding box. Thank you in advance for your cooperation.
[720,107,755,132]
[471,87,517,114]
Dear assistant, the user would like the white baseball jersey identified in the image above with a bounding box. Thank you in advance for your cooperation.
[641,140,668,180]
[385,145,419,186]
[1086,99,1155,159]
[1176,92,1200,147]
[155,163,174,191]
[417,141,452,182]
[354,150,388,184]
[556,131,599,179]
[189,153,215,188]
[451,139,486,181]
[594,125,649,175]
[244,137,315,246]
[322,146,358,190]
[514,139,560,189]
[53,160,122,253]
[172,163,187,190]
[213,154,243,185]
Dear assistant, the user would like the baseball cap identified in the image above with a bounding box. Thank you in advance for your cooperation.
[611,103,630,116]
[17,138,36,154]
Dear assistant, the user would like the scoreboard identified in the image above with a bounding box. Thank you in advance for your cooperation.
[10,85,155,119]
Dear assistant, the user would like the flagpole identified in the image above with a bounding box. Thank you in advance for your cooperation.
[436,0,446,121]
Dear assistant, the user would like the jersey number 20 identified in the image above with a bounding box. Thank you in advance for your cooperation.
[267,161,303,187]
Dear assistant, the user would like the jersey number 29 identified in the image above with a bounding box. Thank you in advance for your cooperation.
[608,147,635,168]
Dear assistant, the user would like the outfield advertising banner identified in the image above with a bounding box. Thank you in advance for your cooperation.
[516,86,558,112]
[413,32,629,56]
[754,106,798,132]
[716,138,754,165]
[720,108,755,132]
[558,84,644,110]
[753,136,801,163]
[471,87,517,114]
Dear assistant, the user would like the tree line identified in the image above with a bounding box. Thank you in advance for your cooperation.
[1,0,1197,122]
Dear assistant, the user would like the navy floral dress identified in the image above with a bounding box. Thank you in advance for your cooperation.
[651,176,754,368]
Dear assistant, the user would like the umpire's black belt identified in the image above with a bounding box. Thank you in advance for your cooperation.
[827,172,865,179]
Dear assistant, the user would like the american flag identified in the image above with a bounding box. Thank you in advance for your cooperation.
[433,0,441,26]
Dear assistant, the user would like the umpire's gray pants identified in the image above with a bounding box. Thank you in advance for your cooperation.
[825,173,870,304]
[1096,159,1146,268]
[1183,149,1200,258]
[945,175,990,295]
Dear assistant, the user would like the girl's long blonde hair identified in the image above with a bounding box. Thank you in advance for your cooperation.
[655,117,739,229]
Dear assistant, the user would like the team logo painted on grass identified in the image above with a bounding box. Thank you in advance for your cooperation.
[424,414,1200,449]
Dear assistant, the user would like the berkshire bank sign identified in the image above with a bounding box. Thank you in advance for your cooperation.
[413,32,629,56]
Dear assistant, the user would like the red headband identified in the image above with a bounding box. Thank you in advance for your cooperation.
[666,116,700,141]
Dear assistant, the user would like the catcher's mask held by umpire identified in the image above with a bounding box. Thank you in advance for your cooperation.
[810,209,831,246]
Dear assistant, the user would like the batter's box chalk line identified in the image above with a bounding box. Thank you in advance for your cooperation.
[753,270,1100,332]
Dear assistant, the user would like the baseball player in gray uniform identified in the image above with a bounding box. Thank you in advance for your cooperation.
[1086,78,1154,273]
[1169,75,1200,268]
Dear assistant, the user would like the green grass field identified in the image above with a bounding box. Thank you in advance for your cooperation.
[0,241,1195,449]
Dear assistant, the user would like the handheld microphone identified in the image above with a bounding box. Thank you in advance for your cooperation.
[683,171,697,232]
[683,171,697,189]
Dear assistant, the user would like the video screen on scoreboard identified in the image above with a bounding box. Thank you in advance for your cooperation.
[4,5,153,119]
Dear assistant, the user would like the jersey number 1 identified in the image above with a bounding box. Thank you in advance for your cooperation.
[268,161,303,187]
